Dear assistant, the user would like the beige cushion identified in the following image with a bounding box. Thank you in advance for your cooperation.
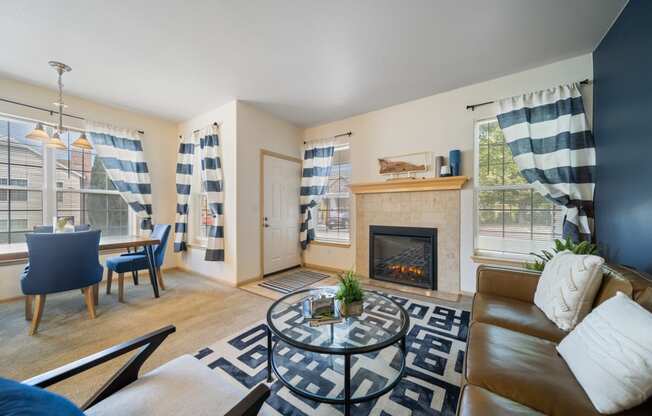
[534,251,604,331]
[558,292,652,414]
[85,355,247,416]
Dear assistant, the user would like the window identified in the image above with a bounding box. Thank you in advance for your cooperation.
[475,119,562,255]
[0,115,130,244]
[0,119,44,243]
[56,131,129,236]
[315,143,351,243]
[198,193,213,240]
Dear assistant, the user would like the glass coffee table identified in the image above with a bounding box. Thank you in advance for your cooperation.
[266,287,410,416]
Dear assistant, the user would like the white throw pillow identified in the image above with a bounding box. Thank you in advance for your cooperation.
[534,250,604,331]
[558,292,652,414]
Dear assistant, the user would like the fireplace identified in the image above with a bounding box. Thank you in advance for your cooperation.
[369,225,437,290]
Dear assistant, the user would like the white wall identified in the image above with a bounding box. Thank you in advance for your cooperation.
[176,100,302,286]
[0,77,179,300]
[236,102,302,283]
[302,54,594,293]
[176,101,238,286]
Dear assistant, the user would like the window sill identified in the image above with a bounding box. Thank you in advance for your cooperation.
[471,252,532,268]
[312,240,351,248]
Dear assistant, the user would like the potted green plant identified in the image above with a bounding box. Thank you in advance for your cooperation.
[336,270,364,317]
[525,238,599,271]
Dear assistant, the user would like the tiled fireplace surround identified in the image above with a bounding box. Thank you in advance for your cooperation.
[355,189,461,293]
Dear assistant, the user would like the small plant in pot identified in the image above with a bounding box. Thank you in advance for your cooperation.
[336,270,364,317]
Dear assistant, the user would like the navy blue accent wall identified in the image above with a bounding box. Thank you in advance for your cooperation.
[593,0,652,273]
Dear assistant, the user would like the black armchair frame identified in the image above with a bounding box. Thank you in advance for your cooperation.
[21,325,270,415]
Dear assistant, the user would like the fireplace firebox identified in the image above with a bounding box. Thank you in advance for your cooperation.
[369,225,437,290]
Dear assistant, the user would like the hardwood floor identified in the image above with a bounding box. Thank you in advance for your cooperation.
[0,267,471,407]
[0,269,272,406]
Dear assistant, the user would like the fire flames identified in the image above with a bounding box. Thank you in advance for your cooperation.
[387,264,424,277]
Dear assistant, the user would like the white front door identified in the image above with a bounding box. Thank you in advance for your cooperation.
[263,154,301,275]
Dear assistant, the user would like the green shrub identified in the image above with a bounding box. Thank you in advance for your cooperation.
[525,238,598,271]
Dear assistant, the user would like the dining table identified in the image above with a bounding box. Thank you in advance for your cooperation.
[0,235,163,298]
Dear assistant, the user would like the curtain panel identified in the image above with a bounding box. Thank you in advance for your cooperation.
[196,124,225,261]
[496,83,596,242]
[299,138,335,249]
[86,121,154,230]
[173,134,195,252]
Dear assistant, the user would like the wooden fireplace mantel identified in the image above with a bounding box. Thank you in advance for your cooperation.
[349,176,469,194]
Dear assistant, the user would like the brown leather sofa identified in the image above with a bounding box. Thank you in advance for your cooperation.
[457,264,652,415]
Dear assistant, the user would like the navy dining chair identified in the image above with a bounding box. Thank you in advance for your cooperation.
[105,224,171,302]
[21,230,103,335]
[33,224,91,233]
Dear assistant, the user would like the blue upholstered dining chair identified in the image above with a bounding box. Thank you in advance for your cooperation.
[105,224,171,302]
[21,230,103,335]
[33,224,91,233]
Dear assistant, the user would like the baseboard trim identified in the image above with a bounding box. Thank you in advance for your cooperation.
[303,263,346,275]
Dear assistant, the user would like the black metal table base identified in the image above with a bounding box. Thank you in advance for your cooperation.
[266,325,406,416]
[144,245,160,298]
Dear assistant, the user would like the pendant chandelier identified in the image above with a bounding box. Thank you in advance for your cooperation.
[25,61,93,150]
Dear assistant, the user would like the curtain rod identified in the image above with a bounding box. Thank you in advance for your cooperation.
[193,122,219,134]
[303,131,352,144]
[0,97,145,134]
[465,79,592,111]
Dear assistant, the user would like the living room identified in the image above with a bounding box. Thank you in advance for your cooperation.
[1,1,651,415]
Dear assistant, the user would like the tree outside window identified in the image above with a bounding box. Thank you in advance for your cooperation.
[475,119,562,255]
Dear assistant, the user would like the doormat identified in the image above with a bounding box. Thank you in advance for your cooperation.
[258,269,330,294]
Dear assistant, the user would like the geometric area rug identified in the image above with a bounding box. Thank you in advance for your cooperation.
[193,292,470,415]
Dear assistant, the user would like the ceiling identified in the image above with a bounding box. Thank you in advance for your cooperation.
[0,1,626,127]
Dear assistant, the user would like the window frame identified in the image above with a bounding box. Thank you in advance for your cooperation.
[0,114,132,244]
[314,142,351,245]
[473,118,562,257]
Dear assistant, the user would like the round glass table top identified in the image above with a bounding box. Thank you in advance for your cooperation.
[266,286,409,354]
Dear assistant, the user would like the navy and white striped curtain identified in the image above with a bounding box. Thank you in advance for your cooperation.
[86,122,153,230]
[300,138,335,249]
[173,134,194,252]
[197,125,225,261]
[496,83,595,242]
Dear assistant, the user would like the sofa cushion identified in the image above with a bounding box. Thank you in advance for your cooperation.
[534,251,605,331]
[595,264,652,310]
[472,293,567,342]
[458,384,544,416]
[465,322,599,415]
[85,355,251,416]
[558,292,652,414]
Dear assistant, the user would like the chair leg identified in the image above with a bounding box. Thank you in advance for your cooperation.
[29,295,46,336]
[25,295,33,321]
[157,267,166,291]
[132,270,139,285]
[118,273,125,303]
[93,284,99,306]
[83,287,96,319]
[106,269,113,294]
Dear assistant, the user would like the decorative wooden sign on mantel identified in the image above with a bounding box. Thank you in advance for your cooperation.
[349,176,469,194]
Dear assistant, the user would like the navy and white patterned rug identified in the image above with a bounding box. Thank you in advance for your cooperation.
[194,292,469,415]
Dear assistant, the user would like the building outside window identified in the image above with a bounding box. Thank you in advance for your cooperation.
[0,119,45,244]
[0,116,130,244]
[56,130,129,236]
[315,143,351,244]
[475,118,562,256]
[198,192,213,241]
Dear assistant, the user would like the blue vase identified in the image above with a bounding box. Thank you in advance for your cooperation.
[449,149,461,176]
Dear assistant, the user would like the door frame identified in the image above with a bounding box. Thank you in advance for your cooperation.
[259,149,303,278]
